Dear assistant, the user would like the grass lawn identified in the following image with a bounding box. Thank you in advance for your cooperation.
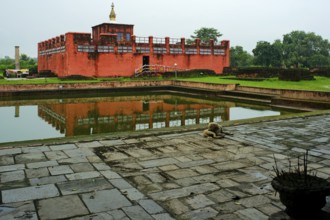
[0,75,329,92]
[179,76,330,92]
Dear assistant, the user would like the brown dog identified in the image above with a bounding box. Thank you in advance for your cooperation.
[203,122,232,138]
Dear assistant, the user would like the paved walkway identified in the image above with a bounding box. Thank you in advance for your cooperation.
[0,114,329,219]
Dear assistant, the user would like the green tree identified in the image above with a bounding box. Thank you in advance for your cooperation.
[20,54,29,61]
[230,46,253,67]
[309,54,330,68]
[0,54,37,74]
[271,39,284,67]
[189,27,222,44]
[0,56,15,74]
[19,54,37,70]
[282,31,330,68]
[252,40,284,67]
[253,41,273,66]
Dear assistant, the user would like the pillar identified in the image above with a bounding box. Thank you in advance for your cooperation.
[165,37,170,54]
[15,105,20,117]
[149,36,154,53]
[131,35,136,53]
[195,38,200,54]
[210,39,214,54]
[181,38,185,54]
[15,46,20,70]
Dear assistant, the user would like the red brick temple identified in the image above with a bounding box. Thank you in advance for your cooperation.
[38,3,230,77]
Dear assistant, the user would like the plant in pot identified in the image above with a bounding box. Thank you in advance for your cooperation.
[271,150,330,219]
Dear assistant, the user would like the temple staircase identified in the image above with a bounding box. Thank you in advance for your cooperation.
[134,65,188,77]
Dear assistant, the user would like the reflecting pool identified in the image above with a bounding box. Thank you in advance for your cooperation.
[0,93,295,143]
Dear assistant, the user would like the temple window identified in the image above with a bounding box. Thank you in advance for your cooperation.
[117,32,124,41]
[77,45,95,52]
[214,49,225,55]
[136,47,150,54]
[126,33,131,41]
[98,46,114,53]
[118,46,132,53]
[154,47,167,54]
[170,48,183,54]
[200,48,212,55]
[185,48,197,55]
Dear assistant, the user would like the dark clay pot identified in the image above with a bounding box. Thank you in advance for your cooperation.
[272,174,330,219]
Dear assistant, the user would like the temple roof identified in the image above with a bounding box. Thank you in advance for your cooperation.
[92,23,134,28]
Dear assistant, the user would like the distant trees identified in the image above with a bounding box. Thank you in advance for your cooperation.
[0,54,37,74]
[252,40,283,67]
[282,31,330,68]
[187,28,330,69]
[19,54,38,72]
[188,27,222,44]
[230,46,253,67]
[252,41,274,67]
[0,56,15,72]
[233,30,330,68]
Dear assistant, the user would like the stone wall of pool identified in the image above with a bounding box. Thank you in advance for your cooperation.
[0,80,329,103]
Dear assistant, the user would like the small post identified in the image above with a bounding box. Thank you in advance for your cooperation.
[174,63,177,78]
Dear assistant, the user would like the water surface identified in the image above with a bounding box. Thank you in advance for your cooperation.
[0,93,292,143]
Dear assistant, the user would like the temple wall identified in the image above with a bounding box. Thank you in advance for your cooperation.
[38,28,230,77]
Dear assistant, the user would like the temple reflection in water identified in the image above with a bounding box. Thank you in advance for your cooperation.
[37,94,231,136]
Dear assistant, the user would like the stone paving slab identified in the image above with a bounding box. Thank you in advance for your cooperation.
[26,167,49,179]
[81,189,132,213]
[29,175,67,186]
[27,161,58,169]
[0,148,21,156]
[0,155,14,166]
[0,201,37,220]
[0,114,329,219]
[122,205,154,220]
[0,164,25,173]
[37,195,89,219]
[57,177,112,195]
[2,184,60,203]
[22,146,50,154]
[15,152,47,164]
[48,165,74,175]
[49,143,77,151]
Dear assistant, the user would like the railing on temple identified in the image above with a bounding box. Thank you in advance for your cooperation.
[134,64,188,77]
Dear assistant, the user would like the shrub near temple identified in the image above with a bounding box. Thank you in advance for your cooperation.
[311,68,330,77]
[162,69,216,78]
[278,69,315,81]
[223,67,315,81]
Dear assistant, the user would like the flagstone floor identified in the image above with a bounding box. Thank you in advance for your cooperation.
[0,114,329,219]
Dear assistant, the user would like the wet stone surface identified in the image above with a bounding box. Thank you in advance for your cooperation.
[0,114,329,219]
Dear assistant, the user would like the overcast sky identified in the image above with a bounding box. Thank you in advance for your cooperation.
[1,0,330,58]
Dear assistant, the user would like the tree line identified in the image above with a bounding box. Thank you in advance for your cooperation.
[0,54,37,74]
[231,30,330,69]
[189,27,330,69]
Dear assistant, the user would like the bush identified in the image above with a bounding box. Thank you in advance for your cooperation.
[224,67,280,78]
[224,67,316,81]
[38,70,57,78]
[59,75,96,81]
[310,68,330,77]
[279,69,314,81]
[162,69,216,78]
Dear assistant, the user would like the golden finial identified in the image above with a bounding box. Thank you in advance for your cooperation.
[109,2,116,22]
